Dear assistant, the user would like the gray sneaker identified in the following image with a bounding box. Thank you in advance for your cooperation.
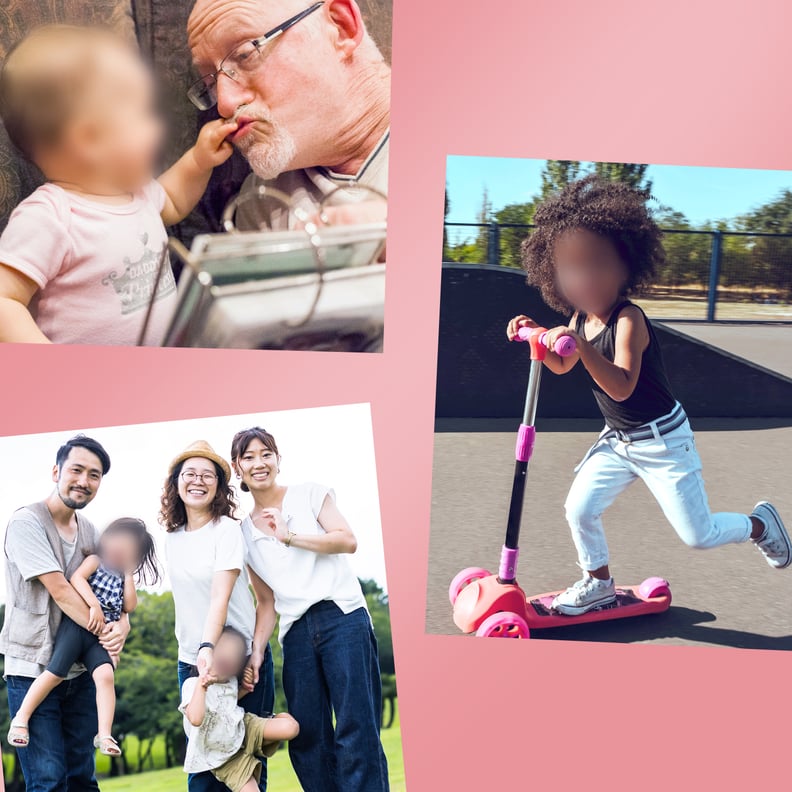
[552,575,617,615]
[751,501,792,569]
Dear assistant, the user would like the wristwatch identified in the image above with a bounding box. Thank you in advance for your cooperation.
[284,531,297,547]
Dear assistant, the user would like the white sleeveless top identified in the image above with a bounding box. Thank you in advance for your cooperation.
[242,482,368,643]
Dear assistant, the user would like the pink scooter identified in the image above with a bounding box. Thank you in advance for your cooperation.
[449,326,671,638]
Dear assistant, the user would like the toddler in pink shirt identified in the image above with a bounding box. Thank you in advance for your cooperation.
[0,25,238,345]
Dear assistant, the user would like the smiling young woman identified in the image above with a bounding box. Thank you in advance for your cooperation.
[159,440,275,792]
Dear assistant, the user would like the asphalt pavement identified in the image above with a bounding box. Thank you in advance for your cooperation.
[426,419,792,649]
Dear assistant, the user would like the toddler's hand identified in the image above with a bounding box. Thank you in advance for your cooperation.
[87,605,104,635]
[543,325,579,351]
[506,315,538,341]
[193,119,238,171]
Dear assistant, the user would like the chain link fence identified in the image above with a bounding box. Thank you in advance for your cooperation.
[443,222,792,322]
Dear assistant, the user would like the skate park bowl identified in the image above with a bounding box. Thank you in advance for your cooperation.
[435,264,792,422]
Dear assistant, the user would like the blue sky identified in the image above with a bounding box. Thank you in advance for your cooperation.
[445,156,792,227]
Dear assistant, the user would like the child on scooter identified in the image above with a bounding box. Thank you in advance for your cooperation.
[506,175,790,615]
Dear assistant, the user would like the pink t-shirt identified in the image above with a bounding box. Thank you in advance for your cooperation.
[0,181,178,345]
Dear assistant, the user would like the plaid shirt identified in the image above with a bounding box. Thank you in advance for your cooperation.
[88,563,125,623]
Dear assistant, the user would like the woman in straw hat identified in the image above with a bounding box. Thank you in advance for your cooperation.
[230,426,389,792]
[160,440,274,792]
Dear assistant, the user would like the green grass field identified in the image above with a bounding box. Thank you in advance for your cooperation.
[98,711,405,791]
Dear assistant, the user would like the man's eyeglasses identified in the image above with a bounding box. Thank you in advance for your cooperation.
[180,470,218,485]
[187,1,324,111]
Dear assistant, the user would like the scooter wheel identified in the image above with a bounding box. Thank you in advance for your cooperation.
[448,567,492,605]
[475,611,530,639]
[638,576,671,600]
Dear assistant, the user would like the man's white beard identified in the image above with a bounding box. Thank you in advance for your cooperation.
[236,120,298,181]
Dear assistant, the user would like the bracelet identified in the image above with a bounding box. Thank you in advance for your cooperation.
[198,642,215,652]
[284,531,297,547]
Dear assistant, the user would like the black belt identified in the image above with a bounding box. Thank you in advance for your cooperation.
[603,403,686,444]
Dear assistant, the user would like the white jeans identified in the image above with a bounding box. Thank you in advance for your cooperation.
[564,407,752,571]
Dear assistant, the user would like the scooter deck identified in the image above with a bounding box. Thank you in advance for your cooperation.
[523,584,672,630]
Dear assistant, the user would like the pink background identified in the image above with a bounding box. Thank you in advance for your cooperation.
[2,0,792,788]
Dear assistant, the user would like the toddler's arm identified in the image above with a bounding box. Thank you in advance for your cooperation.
[122,572,137,613]
[0,265,51,343]
[547,304,650,401]
[158,119,238,226]
[70,555,105,634]
[183,677,211,727]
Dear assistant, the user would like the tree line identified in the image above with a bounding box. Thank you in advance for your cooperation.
[0,581,395,788]
[443,161,792,300]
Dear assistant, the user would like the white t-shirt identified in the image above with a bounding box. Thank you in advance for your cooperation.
[0,181,177,345]
[242,482,368,643]
[179,676,245,773]
[165,516,256,664]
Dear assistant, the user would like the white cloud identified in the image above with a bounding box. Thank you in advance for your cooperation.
[0,403,386,601]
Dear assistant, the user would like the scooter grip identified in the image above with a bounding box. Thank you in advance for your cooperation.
[541,332,577,357]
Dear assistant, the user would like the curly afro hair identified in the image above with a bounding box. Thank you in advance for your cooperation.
[520,175,665,314]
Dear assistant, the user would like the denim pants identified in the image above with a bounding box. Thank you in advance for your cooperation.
[178,643,275,792]
[282,601,389,792]
[7,671,99,792]
[565,410,752,570]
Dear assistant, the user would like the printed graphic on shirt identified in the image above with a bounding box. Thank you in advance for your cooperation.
[102,233,176,315]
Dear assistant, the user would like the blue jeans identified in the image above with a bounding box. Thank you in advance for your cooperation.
[565,410,752,569]
[282,602,389,792]
[7,671,99,792]
[177,643,274,792]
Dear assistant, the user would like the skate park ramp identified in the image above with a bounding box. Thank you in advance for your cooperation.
[429,265,792,648]
[435,264,792,422]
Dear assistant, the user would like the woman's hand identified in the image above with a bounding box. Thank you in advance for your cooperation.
[260,508,290,544]
[99,616,130,655]
[506,315,538,341]
[197,645,214,682]
[242,648,262,693]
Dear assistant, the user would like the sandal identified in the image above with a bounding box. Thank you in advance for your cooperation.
[7,719,29,748]
[93,734,122,756]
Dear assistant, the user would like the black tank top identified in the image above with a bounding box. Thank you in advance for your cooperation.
[574,300,676,430]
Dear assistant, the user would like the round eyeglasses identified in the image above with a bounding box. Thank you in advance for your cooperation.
[180,470,218,485]
[187,2,324,111]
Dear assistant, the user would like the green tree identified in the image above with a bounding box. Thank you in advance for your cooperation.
[494,201,535,268]
[592,161,652,195]
[540,160,583,197]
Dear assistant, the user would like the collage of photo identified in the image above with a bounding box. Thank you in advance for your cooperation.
[2,0,792,790]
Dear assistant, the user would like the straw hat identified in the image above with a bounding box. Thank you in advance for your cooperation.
[168,440,231,480]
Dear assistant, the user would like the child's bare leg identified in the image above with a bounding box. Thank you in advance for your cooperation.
[92,664,116,738]
[588,565,611,581]
[239,779,260,792]
[264,712,300,742]
[12,671,65,725]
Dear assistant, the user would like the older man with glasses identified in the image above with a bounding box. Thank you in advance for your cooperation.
[187,0,390,229]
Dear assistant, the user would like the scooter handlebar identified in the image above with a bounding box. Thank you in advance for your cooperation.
[514,326,577,357]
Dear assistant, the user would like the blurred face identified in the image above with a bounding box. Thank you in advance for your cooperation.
[53,447,103,510]
[177,457,219,511]
[235,437,279,492]
[213,631,247,680]
[62,43,164,192]
[100,531,139,574]
[553,228,629,315]
[188,0,340,178]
